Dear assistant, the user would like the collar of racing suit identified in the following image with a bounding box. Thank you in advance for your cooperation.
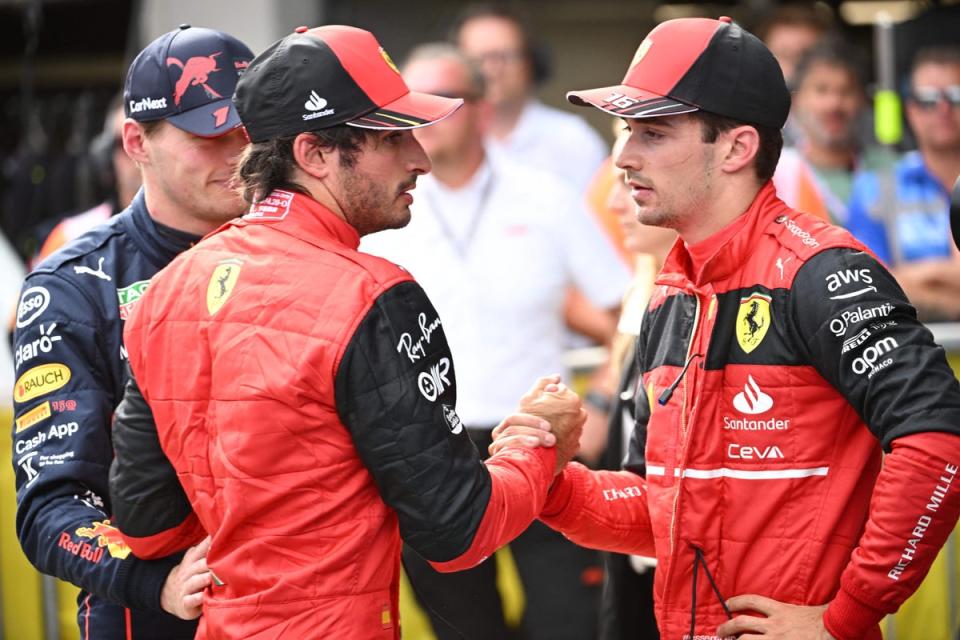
[657,181,788,289]
[232,189,362,252]
[120,188,204,267]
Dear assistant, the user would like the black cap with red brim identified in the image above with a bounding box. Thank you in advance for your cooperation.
[567,17,790,130]
[234,25,462,142]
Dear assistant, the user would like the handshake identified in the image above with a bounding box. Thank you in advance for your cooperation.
[488,375,587,475]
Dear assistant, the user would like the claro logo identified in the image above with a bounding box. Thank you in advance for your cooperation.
[14,363,71,403]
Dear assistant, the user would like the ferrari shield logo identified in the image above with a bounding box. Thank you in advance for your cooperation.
[379,47,400,74]
[630,38,653,68]
[736,292,771,354]
[206,259,242,316]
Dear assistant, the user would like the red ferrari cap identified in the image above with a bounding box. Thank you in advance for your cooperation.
[567,17,791,129]
[235,25,463,142]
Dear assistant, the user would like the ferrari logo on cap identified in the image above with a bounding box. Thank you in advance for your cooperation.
[379,47,400,74]
[736,292,771,354]
[206,258,242,316]
[630,38,653,68]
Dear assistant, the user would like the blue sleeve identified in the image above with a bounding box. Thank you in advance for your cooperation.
[11,272,177,611]
[846,172,892,264]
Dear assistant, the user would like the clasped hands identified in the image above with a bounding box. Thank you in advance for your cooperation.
[488,374,586,475]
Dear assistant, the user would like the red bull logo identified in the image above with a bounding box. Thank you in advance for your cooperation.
[75,520,132,560]
[167,52,223,105]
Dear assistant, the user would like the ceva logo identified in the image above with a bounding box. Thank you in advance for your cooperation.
[732,375,773,415]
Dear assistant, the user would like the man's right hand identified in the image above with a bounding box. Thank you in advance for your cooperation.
[160,536,212,620]
[489,375,586,474]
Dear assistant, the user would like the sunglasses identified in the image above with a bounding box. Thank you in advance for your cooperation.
[910,85,960,109]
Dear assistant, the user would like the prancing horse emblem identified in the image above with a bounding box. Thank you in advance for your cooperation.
[206,258,242,315]
[736,292,772,354]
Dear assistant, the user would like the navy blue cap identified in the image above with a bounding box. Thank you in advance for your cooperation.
[124,25,254,137]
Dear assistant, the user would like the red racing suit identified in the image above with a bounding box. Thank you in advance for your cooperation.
[540,182,960,639]
[107,190,558,639]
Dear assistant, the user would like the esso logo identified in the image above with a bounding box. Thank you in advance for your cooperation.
[17,287,50,328]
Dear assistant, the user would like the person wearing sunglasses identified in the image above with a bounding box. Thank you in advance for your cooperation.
[846,45,960,320]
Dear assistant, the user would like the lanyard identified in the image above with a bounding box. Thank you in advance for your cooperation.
[420,169,496,258]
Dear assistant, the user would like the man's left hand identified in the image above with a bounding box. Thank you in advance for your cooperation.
[716,594,836,640]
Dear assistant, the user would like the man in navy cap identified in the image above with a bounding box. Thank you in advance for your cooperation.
[11,25,253,639]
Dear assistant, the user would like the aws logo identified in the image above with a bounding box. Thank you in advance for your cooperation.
[15,364,71,403]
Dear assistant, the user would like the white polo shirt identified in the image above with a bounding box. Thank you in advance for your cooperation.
[361,155,630,427]
[486,99,608,196]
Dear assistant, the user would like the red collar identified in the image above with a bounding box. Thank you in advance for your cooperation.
[239,189,360,250]
[657,181,790,289]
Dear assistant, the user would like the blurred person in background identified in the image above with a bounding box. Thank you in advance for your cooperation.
[847,45,960,321]
[10,25,253,639]
[453,4,620,350]
[451,4,607,195]
[361,42,629,640]
[31,95,142,267]
[755,3,831,147]
[774,38,897,226]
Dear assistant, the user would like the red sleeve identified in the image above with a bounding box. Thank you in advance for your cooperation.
[824,431,960,640]
[118,512,206,560]
[539,462,655,556]
[430,445,557,572]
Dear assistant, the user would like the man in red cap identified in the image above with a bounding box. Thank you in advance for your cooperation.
[493,16,960,640]
[107,25,585,639]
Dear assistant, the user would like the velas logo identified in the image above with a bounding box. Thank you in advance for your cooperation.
[15,363,71,403]
[167,52,223,105]
[732,375,773,415]
[442,404,463,435]
[75,520,132,560]
[303,90,335,121]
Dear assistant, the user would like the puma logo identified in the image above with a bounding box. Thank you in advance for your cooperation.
[73,257,112,282]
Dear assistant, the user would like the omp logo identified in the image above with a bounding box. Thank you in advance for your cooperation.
[732,376,773,415]
[418,357,451,402]
[852,337,898,376]
[17,286,50,328]
[15,401,51,433]
[15,363,71,403]
[75,520,131,560]
[826,268,876,300]
[728,443,785,460]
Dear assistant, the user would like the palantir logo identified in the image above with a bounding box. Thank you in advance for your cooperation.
[732,375,774,415]
[304,90,327,111]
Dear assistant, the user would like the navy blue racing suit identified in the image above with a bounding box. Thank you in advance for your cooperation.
[11,190,200,639]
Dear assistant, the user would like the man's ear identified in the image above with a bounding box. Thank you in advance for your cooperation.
[122,119,151,166]
[719,125,760,175]
[292,132,333,180]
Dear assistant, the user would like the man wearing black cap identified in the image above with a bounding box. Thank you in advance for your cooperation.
[107,25,585,639]
[492,16,960,640]
[11,25,253,639]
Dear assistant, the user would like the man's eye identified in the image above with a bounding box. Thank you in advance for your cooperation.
[642,130,664,141]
